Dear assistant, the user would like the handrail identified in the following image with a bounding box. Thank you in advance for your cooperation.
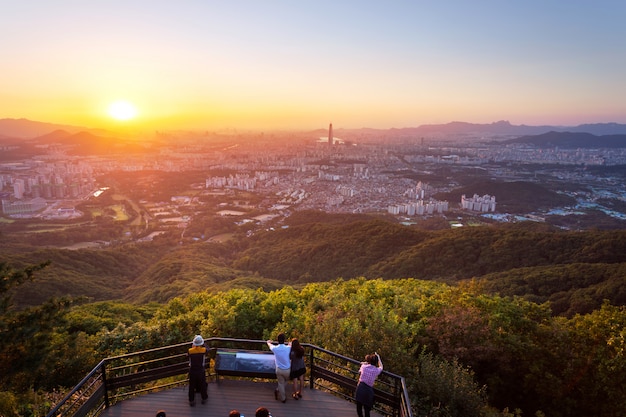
[46,337,413,417]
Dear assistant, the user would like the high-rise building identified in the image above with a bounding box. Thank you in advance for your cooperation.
[328,123,333,146]
[13,179,25,199]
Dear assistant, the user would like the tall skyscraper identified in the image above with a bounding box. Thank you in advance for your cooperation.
[328,123,333,146]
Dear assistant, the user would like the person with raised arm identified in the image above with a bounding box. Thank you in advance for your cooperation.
[266,333,291,403]
[355,352,383,417]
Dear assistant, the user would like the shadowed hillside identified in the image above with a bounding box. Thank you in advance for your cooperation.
[4,215,626,318]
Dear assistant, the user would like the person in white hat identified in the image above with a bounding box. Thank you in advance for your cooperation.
[188,334,208,406]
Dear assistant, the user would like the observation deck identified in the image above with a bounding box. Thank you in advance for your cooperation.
[46,338,412,417]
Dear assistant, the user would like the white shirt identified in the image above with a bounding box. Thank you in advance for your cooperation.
[268,343,291,370]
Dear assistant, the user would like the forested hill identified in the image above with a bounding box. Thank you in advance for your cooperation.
[4,215,626,316]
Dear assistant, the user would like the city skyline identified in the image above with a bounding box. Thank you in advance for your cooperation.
[2,1,625,132]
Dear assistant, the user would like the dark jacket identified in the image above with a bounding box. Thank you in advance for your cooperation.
[188,345,207,375]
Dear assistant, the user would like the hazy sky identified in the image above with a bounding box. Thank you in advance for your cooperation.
[2,1,625,131]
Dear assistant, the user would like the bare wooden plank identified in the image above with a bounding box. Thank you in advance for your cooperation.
[100,379,383,417]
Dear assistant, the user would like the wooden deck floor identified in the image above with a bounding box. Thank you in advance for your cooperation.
[99,379,383,417]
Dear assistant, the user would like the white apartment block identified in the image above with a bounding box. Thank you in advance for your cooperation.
[461,194,496,212]
[1,197,47,215]
[388,199,449,216]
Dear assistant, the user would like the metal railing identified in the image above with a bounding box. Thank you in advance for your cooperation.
[46,337,413,417]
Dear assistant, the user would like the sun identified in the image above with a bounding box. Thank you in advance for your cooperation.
[108,100,138,121]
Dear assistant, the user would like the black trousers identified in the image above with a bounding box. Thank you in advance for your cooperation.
[188,371,208,403]
[355,381,374,417]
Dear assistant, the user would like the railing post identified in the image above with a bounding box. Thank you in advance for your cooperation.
[395,378,400,417]
[308,346,315,390]
[101,361,110,409]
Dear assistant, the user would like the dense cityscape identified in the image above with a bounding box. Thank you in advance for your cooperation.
[2,122,626,242]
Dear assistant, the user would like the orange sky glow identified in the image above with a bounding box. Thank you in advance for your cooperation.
[2,1,626,132]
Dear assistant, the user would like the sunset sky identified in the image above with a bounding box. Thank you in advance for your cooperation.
[2,1,625,131]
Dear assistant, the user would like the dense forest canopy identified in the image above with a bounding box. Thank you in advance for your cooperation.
[1,275,625,417]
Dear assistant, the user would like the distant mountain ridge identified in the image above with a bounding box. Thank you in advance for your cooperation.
[380,120,626,137]
[0,118,89,138]
[2,117,626,140]
[317,120,626,139]
[0,119,152,158]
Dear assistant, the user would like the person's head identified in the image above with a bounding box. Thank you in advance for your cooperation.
[277,333,286,344]
[255,407,270,417]
[155,411,166,417]
[192,334,204,346]
[365,354,379,366]
[291,338,304,357]
[229,410,241,417]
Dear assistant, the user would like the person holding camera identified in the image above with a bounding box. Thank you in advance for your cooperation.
[355,352,383,417]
